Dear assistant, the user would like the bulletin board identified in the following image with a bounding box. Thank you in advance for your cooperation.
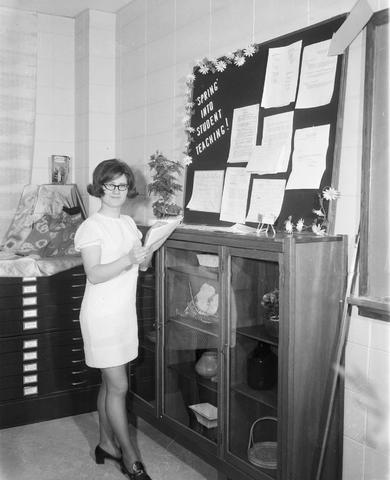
[183,15,347,229]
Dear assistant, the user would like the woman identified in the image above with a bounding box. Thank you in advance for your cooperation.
[74,159,153,480]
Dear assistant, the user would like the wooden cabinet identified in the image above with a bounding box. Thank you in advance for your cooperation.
[0,265,100,429]
[129,229,347,480]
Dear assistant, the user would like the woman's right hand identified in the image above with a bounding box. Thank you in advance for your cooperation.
[128,245,149,265]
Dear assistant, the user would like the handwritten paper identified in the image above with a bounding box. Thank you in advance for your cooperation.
[286,124,330,190]
[261,40,302,108]
[227,104,259,163]
[246,179,286,223]
[246,111,294,174]
[296,40,337,108]
[186,170,225,213]
[219,168,251,223]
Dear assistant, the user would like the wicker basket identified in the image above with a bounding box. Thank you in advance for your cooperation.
[247,416,277,470]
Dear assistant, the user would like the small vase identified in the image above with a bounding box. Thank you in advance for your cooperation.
[264,314,279,339]
[195,351,218,379]
[247,342,277,390]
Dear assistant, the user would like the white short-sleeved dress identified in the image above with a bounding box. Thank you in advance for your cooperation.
[74,212,143,368]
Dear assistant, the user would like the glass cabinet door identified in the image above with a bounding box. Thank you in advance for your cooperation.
[129,266,157,407]
[163,244,220,444]
[227,252,279,478]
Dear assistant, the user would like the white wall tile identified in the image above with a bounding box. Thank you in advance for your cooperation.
[89,84,115,114]
[308,0,356,24]
[89,27,116,58]
[119,46,146,82]
[120,106,146,140]
[37,13,74,35]
[146,99,174,136]
[146,0,175,42]
[343,437,364,480]
[348,308,371,347]
[344,387,367,443]
[89,10,116,30]
[119,76,147,112]
[175,17,210,65]
[210,0,253,55]
[146,66,174,104]
[117,0,147,28]
[89,57,115,86]
[364,445,390,479]
[89,113,115,142]
[370,319,390,353]
[175,0,210,29]
[146,33,175,73]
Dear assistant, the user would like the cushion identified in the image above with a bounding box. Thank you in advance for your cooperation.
[43,212,83,257]
[17,212,83,257]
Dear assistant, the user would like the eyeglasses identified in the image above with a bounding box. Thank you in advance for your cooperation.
[103,183,129,192]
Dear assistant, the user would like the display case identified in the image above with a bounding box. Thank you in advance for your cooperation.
[128,229,347,480]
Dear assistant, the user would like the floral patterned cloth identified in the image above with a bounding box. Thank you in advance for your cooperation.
[0,184,85,276]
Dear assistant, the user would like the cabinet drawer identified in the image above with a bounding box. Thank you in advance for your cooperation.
[0,332,85,377]
[0,285,85,309]
[0,367,100,402]
[0,303,81,337]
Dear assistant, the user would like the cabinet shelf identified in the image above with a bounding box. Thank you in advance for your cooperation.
[236,325,278,346]
[167,265,218,281]
[169,315,219,337]
[232,383,277,410]
[169,361,218,393]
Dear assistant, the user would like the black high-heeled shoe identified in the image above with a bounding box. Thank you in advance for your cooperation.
[95,445,122,464]
[120,460,152,479]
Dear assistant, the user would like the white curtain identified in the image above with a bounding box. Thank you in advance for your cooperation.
[0,7,37,242]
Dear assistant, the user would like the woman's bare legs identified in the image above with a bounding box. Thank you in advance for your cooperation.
[100,364,139,469]
[96,377,121,457]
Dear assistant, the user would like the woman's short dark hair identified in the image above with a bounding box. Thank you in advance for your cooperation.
[87,159,138,199]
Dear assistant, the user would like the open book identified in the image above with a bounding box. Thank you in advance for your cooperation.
[143,216,183,252]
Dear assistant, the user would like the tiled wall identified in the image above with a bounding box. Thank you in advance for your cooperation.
[75,10,116,213]
[115,1,390,479]
[31,13,75,184]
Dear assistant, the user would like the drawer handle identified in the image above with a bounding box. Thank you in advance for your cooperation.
[72,337,82,341]
[71,359,83,364]
[71,296,83,300]
[72,319,80,323]
[71,380,87,386]
[71,284,84,288]
[71,348,83,352]
[72,369,87,374]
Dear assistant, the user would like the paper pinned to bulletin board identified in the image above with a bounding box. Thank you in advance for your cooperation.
[182,14,347,229]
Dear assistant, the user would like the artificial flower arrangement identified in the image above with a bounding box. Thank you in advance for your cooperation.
[261,289,279,319]
[284,186,340,236]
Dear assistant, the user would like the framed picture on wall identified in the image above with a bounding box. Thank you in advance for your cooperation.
[50,155,70,184]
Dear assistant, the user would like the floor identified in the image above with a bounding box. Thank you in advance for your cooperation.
[0,412,219,480]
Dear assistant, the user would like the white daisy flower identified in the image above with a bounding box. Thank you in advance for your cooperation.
[186,126,195,133]
[199,64,209,74]
[234,55,245,67]
[296,218,304,232]
[244,45,256,57]
[322,186,340,201]
[215,60,227,72]
[312,224,326,236]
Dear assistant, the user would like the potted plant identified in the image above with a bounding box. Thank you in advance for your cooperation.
[147,151,183,218]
